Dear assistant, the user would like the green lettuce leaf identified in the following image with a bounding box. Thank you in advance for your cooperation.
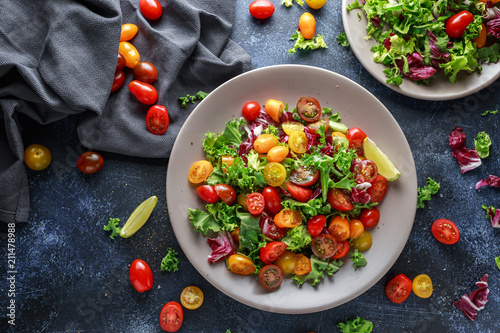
[292,255,343,286]
[474,131,491,159]
[417,177,440,209]
[281,225,312,251]
[337,316,373,333]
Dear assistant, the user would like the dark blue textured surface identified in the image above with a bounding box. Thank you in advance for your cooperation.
[2,1,500,332]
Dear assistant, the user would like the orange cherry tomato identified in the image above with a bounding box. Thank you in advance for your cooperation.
[119,41,140,68]
[227,254,256,276]
[267,145,289,163]
[120,24,138,42]
[274,209,302,228]
[299,12,316,39]
[327,215,350,241]
[254,134,279,153]
[473,23,487,49]
[264,99,284,123]
[180,286,204,310]
[349,219,365,239]
[188,160,213,184]
[293,254,311,275]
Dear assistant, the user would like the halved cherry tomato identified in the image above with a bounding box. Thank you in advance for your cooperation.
[116,53,126,72]
[359,206,380,229]
[221,156,235,172]
[473,23,487,49]
[260,241,287,264]
[327,188,354,211]
[263,162,287,187]
[296,96,321,122]
[332,240,350,259]
[431,218,460,245]
[129,80,158,105]
[288,131,308,154]
[298,12,317,39]
[274,209,302,228]
[254,134,279,153]
[76,152,103,174]
[264,99,284,122]
[293,254,312,275]
[386,274,412,304]
[307,215,326,237]
[111,70,125,93]
[282,121,304,135]
[412,274,433,299]
[368,175,388,203]
[445,10,474,39]
[146,105,169,135]
[246,192,265,215]
[346,127,367,154]
[286,182,312,203]
[133,61,158,84]
[290,166,320,186]
[311,234,339,259]
[328,215,350,241]
[249,0,275,20]
[140,0,163,20]
[129,259,153,292]
[227,254,256,275]
[159,301,183,332]
[24,144,52,171]
[349,219,365,239]
[267,145,289,163]
[351,230,372,252]
[353,159,378,184]
[120,23,138,42]
[188,160,213,184]
[214,184,236,205]
[275,250,296,274]
[242,101,261,121]
[307,117,329,135]
[180,286,204,310]
[259,264,283,290]
[196,185,219,203]
[118,42,140,68]
[262,186,282,214]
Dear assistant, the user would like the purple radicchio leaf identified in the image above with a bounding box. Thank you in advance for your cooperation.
[484,206,500,228]
[453,274,489,321]
[448,127,481,173]
[396,52,436,81]
[475,175,500,189]
[207,231,235,264]
[486,8,500,38]
[426,30,450,68]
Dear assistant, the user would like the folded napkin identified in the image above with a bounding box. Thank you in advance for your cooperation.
[0,0,251,223]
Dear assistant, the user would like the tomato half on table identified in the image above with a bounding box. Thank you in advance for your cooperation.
[196,185,219,203]
[159,301,183,332]
[311,234,339,259]
[180,286,204,310]
[327,188,354,211]
[307,215,326,237]
[346,127,367,154]
[431,219,460,245]
[129,259,153,292]
[290,165,320,186]
[249,0,275,20]
[214,183,236,205]
[331,240,350,259]
[262,186,282,214]
[412,274,433,299]
[259,264,283,290]
[296,96,321,122]
[241,101,261,121]
[260,241,287,264]
[368,175,388,203]
[76,152,103,174]
[188,160,213,184]
[146,105,169,135]
[246,192,265,215]
[286,182,312,203]
[386,274,412,304]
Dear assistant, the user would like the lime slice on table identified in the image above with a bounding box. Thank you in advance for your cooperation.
[362,137,401,181]
[120,195,158,238]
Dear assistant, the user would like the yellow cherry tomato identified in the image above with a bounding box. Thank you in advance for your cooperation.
[118,41,140,68]
[351,230,372,252]
[282,121,305,135]
[275,250,297,275]
[332,131,347,139]
[180,286,204,310]
[254,134,279,153]
[349,219,365,239]
[413,274,433,298]
[227,254,256,276]
[299,12,316,39]
[188,160,213,184]
[24,144,52,171]
[120,24,138,42]
[306,0,327,9]
[264,99,284,123]
[267,145,289,163]
[288,131,308,154]
[263,162,287,187]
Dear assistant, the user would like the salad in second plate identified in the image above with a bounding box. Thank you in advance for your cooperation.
[187,96,400,290]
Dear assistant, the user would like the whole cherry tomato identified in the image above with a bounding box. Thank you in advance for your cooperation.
[262,186,282,214]
[120,23,138,42]
[129,259,153,292]
[260,241,287,264]
[196,185,219,203]
[24,144,51,171]
[133,61,158,84]
[129,80,158,105]
[76,152,103,174]
[111,70,125,93]
[118,42,140,68]
[116,53,126,72]
[214,183,236,205]
[359,206,380,229]
[307,215,326,237]
[249,0,275,20]
[445,10,474,39]
[146,105,169,135]
[140,0,163,20]
[241,101,261,121]
[299,12,316,39]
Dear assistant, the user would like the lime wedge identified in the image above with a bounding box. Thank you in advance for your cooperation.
[362,137,401,181]
[120,195,158,238]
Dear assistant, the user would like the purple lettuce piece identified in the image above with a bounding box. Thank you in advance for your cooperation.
[475,175,500,189]
[260,212,286,240]
[486,8,500,38]
[279,110,296,123]
[448,127,481,173]
[207,231,235,264]
[396,52,436,81]
[304,127,317,151]
[453,274,489,321]
[427,30,450,68]
[349,187,371,204]
[310,186,322,200]
[449,126,466,149]
[484,206,500,228]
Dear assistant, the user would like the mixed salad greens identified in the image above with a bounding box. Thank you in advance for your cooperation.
[348,0,500,85]
[187,96,399,289]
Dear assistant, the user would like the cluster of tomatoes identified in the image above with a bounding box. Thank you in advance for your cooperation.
[112,0,169,136]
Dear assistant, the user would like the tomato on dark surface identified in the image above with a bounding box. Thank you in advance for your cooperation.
[249,0,275,20]
[352,159,378,184]
[196,185,219,203]
[432,219,460,245]
[327,188,354,211]
[242,101,261,121]
[307,215,326,237]
[260,241,287,264]
[296,96,321,122]
[214,184,236,205]
[290,165,320,186]
[445,10,474,38]
[331,240,350,259]
[24,144,51,171]
[311,234,338,259]
[386,274,412,304]
[307,117,329,134]
[116,53,126,72]
[129,80,158,105]
[286,182,312,203]
[259,264,283,290]
[262,186,282,214]
[133,61,158,83]
[368,175,388,203]
[140,0,163,20]
[159,301,183,332]
[246,192,265,215]
[76,152,103,174]
[129,259,153,292]
[359,206,380,229]
[111,70,125,93]
[146,105,169,135]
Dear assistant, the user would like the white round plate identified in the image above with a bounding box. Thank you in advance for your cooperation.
[166,65,417,314]
[342,1,500,101]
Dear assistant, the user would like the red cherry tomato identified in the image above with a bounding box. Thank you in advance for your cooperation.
[146,105,169,135]
[445,10,474,39]
[432,218,460,245]
[352,159,378,184]
[214,184,236,205]
[246,192,265,215]
[76,152,103,174]
[260,241,287,264]
[307,117,329,135]
[346,127,367,154]
[129,259,153,293]
[111,70,125,93]
[116,53,126,72]
[129,80,158,105]
[159,301,183,332]
[386,274,412,304]
[290,166,320,186]
[311,234,339,259]
[242,101,261,121]
[296,96,321,123]
[140,0,163,20]
[327,188,354,211]
[196,185,219,203]
[133,61,158,84]
[368,175,388,203]
[262,186,282,214]
[249,0,275,20]
[359,206,380,229]
[286,182,312,203]
[331,240,350,259]
[258,264,283,290]
[307,215,326,237]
